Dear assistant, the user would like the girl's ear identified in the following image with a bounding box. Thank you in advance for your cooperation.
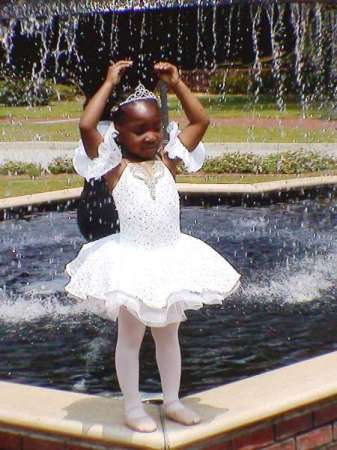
[115,133,121,145]
[114,125,122,146]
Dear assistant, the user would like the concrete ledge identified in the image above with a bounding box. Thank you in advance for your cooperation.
[177,176,337,195]
[2,351,337,449]
[167,351,337,449]
[1,176,337,212]
[0,382,164,449]
[0,188,82,210]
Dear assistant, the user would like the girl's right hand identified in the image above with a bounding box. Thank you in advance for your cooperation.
[106,60,133,86]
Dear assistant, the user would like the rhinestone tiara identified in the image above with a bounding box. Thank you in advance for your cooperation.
[119,82,158,108]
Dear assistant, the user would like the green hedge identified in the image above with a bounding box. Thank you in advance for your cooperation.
[48,157,75,174]
[208,68,291,96]
[0,79,80,106]
[202,151,337,174]
[50,83,82,102]
[209,70,249,95]
[0,78,54,107]
[0,161,45,177]
[1,152,336,177]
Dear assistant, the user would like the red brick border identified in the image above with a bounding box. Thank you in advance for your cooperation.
[0,431,21,450]
[190,397,337,450]
[274,413,313,441]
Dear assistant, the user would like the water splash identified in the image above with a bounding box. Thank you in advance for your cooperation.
[0,288,87,323]
[243,251,337,304]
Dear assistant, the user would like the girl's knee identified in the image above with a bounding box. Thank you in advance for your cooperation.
[117,307,146,348]
[151,322,180,345]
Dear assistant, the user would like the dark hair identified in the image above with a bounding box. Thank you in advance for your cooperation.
[111,99,160,125]
[111,107,125,125]
[83,80,160,123]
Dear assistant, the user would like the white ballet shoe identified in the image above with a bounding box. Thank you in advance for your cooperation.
[124,405,157,433]
[163,400,201,426]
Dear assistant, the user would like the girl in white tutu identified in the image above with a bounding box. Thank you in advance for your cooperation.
[65,60,241,432]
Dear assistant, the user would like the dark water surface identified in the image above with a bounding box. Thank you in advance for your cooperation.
[1,195,337,398]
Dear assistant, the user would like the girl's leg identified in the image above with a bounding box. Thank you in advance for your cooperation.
[115,306,157,432]
[151,322,200,425]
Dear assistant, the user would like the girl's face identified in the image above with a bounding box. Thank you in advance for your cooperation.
[116,100,162,160]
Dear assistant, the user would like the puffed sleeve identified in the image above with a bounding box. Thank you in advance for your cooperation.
[163,121,206,172]
[73,122,122,181]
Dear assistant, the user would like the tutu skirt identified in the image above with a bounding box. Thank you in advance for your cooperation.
[65,232,241,327]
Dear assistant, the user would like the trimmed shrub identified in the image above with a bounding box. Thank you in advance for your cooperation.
[209,70,249,95]
[209,68,284,96]
[50,83,82,102]
[0,161,44,177]
[0,77,55,106]
[48,157,75,174]
[202,151,337,175]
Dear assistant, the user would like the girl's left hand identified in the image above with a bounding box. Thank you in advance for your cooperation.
[154,62,180,87]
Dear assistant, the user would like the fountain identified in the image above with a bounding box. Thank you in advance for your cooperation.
[0,1,337,448]
[1,0,336,236]
[0,0,336,107]
[2,196,337,394]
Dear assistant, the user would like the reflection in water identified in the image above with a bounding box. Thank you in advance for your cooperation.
[1,195,337,396]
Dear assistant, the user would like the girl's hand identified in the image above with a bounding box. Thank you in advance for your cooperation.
[154,62,180,87]
[105,60,133,86]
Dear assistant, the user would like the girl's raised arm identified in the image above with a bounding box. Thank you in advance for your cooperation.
[79,60,133,159]
[154,62,210,152]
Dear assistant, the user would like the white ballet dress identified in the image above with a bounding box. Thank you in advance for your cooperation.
[65,121,241,327]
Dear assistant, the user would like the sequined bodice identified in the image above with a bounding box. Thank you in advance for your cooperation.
[112,160,180,247]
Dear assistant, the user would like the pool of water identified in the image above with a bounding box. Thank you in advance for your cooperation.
[1,194,337,399]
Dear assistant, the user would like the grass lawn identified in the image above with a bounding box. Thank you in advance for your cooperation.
[0,174,83,198]
[1,121,336,143]
[205,125,337,143]
[169,95,336,120]
[2,172,337,199]
[0,100,83,121]
[0,122,78,141]
[1,95,335,142]
[1,95,334,121]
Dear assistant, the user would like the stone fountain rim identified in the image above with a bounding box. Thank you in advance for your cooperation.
[1,175,337,214]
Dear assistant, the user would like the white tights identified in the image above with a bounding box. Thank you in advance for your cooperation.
[115,306,181,412]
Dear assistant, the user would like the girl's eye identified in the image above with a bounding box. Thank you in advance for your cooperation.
[134,127,160,134]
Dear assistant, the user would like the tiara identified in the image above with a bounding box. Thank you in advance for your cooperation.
[119,82,158,108]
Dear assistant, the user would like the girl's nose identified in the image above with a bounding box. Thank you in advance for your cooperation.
[144,134,157,143]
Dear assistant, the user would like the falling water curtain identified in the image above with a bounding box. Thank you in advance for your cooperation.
[1,0,335,123]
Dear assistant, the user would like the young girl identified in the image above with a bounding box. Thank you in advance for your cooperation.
[65,60,241,433]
